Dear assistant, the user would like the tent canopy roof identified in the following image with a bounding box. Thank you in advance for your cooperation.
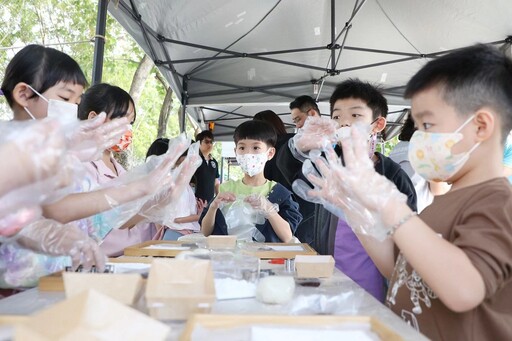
[109,0,511,140]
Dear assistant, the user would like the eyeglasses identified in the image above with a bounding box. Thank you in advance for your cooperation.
[202,139,214,145]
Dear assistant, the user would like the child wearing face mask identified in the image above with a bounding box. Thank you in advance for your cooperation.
[329,80,417,302]
[0,46,190,286]
[307,45,512,340]
[201,120,302,243]
[289,80,417,302]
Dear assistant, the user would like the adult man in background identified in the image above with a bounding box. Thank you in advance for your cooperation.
[290,95,321,129]
[194,130,220,203]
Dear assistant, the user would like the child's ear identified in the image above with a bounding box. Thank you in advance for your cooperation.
[372,117,387,134]
[267,147,276,160]
[11,82,34,107]
[474,108,495,142]
[88,111,98,120]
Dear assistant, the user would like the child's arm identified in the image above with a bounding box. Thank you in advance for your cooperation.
[200,192,236,236]
[354,235,396,279]
[175,215,200,224]
[385,202,485,312]
[245,195,293,242]
[266,212,293,243]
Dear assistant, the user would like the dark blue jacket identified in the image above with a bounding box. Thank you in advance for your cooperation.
[201,183,302,242]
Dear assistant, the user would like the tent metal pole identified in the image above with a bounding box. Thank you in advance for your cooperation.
[91,0,108,85]
[170,46,326,64]
[330,0,336,72]
[159,37,326,72]
[180,76,189,134]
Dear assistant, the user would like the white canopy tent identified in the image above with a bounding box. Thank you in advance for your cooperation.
[107,0,512,140]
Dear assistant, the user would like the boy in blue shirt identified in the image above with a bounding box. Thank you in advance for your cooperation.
[201,120,302,242]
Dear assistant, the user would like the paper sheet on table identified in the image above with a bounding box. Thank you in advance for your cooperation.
[109,262,151,274]
[268,245,304,251]
[251,327,378,341]
[143,244,190,250]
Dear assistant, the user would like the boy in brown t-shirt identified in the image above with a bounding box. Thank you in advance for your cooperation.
[305,44,512,340]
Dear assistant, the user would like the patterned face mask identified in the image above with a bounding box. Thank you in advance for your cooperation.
[408,115,479,182]
[236,152,269,177]
[109,127,133,153]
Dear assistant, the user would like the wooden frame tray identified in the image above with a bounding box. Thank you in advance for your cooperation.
[180,314,403,341]
[124,240,196,257]
[240,243,317,259]
[38,257,153,292]
[124,241,317,259]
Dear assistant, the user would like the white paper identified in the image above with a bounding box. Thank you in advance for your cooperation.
[109,263,151,274]
[251,327,377,341]
[269,245,304,251]
[214,278,256,300]
[143,244,190,250]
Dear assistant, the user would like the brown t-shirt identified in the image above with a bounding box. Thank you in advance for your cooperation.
[386,177,512,340]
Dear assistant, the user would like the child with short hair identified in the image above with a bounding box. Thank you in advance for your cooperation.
[329,79,417,302]
[307,44,512,339]
[201,120,302,242]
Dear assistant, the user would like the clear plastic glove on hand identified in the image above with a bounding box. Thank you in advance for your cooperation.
[244,194,279,218]
[16,219,106,271]
[293,124,407,240]
[289,116,338,161]
[64,113,130,162]
[96,134,191,229]
[141,140,203,224]
[0,119,67,191]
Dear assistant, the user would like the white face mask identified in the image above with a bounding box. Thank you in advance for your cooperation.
[24,85,78,125]
[236,153,268,177]
[334,121,377,157]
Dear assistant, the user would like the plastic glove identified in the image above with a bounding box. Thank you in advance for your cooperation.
[210,192,237,210]
[293,124,407,240]
[244,194,279,218]
[140,141,202,224]
[0,206,42,237]
[0,119,67,195]
[64,113,130,162]
[95,134,192,230]
[288,116,338,161]
[196,198,207,214]
[16,219,106,271]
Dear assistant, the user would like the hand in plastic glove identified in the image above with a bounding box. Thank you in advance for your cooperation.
[210,192,237,210]
[295,125,407,240]
[16,219,106,271]
[65,113,130,162]
[0,206,42,237]
[0,120,66,196]
[290,116,338,157]
[196,198,207,214]
[244,194,279,218]
[139,140,202,223]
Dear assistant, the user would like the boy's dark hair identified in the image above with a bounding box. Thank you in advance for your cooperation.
[195,130,214,142]
[398,110,416,142]
[329,78,388,120]
[253,110,287,136]
[233,120,277,147]
[405,44,512,143]
[78,83,136,122]
[289,95,320,113]
[1,44,88,107]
